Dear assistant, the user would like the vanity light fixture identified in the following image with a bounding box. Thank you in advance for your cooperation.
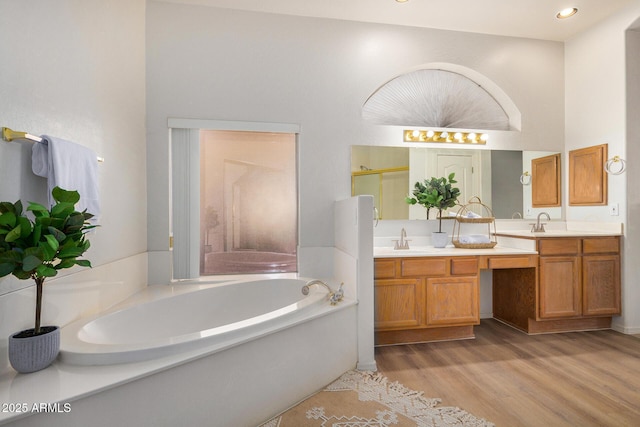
[556,7,578,19]
[404,129,489,145]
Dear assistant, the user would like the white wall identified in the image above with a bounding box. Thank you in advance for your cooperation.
[565,2,640,333]
[626,27,640,334]
[146,1,565,283]
[0,0,147,289]
[334,195,376,371]
[0,1,148,373]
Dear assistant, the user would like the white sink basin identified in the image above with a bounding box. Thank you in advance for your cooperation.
[496,229,619,237]
[374,246,443,256]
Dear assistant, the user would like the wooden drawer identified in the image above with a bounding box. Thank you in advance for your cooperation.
[451,257,479,275]
[538,238,580,256]
[401,258,448,277]
[583,237,619,255]
[488,255,537,269]
[374,259,397,279]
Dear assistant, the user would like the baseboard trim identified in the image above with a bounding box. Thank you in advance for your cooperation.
[611,323,640,335]
[357,361,378,371]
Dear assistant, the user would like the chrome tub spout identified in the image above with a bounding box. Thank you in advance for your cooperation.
[302,280,344,305]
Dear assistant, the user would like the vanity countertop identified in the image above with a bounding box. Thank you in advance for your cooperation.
[374,245,537,258]
[373,222,622,258]
[495,230,622,239]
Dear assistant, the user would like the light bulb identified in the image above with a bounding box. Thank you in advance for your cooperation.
[426,130,435,138]
[412,130,420,138]
[480,134,489,142]
[556,7,578,19]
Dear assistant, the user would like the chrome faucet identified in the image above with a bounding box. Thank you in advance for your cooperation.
[530,212,551,232]
[393,228,410,250]
[301,280,344,305]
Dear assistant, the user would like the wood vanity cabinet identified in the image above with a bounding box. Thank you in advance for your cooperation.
[374,256,479,345]
[538,239,582,318]
[538,237,620,320]
[582,245,621,316]
[492,234,620,334]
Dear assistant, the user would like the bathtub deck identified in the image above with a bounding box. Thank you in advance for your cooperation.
[0,299,355,426]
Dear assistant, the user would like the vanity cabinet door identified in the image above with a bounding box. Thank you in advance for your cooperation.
[374,278,424,330]
[539,256,582,318]
[425,276,479,326]
[569,144,608,206]
[582,255,621,316]
[532,153,561,207]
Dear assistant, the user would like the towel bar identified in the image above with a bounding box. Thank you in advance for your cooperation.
[2,127,42,143]
[2,127,104,162]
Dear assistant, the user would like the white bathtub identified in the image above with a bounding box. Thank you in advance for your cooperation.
[59,277,333,365]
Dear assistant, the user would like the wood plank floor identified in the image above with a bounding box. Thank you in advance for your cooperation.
[375,319,640,427]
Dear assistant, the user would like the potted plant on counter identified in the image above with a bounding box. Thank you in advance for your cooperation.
[0,187,96,373]
[406,173,460,248]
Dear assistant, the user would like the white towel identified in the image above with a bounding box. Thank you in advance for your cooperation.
[449,211,482,218]
[459,235,491,244]
[32,135,100,222]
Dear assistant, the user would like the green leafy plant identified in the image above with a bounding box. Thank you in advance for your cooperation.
[204,205,220,246]
[405,173,461,232]
[0,187,96,336]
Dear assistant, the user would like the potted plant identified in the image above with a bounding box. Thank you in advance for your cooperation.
[0,187,96,373]
[203,206,220,253]
[406,173,460,248]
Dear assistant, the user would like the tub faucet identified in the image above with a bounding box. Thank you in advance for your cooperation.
[301,280,344,305]
[393,228,410,250]
[530,212,551,232]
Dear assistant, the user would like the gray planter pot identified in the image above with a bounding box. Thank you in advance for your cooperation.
[431,231,450,248]
[8,326,60,374]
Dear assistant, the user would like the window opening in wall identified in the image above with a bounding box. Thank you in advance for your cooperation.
[200,130,297,275]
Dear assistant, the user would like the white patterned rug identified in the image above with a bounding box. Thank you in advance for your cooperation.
[259,370,495,427]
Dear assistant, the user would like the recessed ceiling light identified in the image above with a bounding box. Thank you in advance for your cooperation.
[556,7,578,19]
[396,0,409,3]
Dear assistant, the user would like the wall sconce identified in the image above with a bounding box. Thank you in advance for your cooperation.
[403,129,488,144]
[604,156,626,175]
[520,171,531,185]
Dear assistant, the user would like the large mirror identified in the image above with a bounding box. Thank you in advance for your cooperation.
[351,146,562,220]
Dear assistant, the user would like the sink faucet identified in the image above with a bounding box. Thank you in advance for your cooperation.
[530,212,551,232]
[301,280,344,305]
[393,228,411,250]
